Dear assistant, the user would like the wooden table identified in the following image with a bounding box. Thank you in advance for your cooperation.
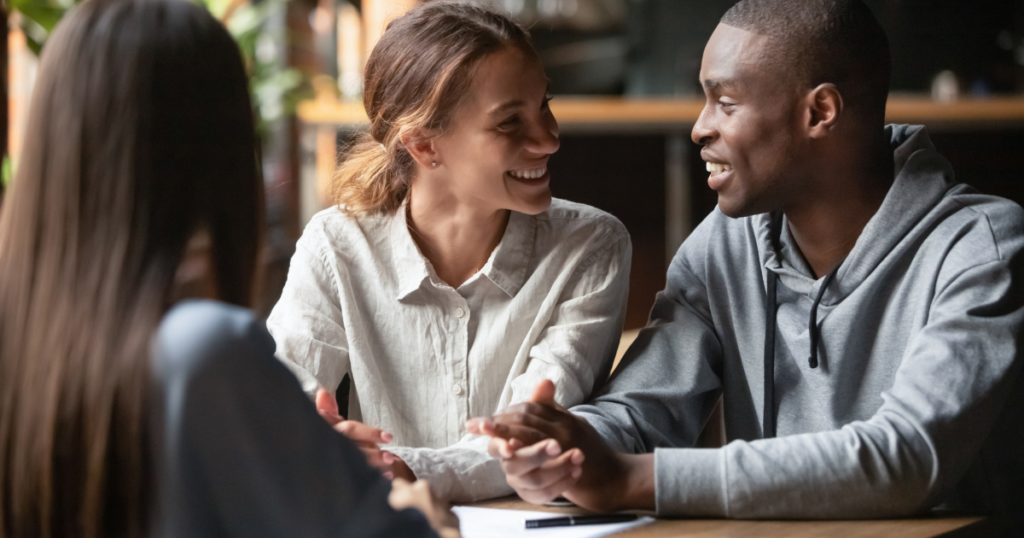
[465,496,991,537]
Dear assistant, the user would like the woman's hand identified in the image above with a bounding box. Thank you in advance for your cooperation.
[315,388,415,480]
[493,438,585,505]
[389,478,461,538]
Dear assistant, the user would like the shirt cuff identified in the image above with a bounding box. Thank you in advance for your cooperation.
[389,445,514,503]
[654,447,727,517]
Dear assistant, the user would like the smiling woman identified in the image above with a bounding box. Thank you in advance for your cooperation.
[267,1,632,502]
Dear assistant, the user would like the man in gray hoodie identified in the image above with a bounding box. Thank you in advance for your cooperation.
[467,0,1024,530]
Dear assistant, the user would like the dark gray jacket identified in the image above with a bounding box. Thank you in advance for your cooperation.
[152,300,437,537]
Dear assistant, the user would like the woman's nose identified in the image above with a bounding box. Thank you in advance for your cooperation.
[528,116,560,155]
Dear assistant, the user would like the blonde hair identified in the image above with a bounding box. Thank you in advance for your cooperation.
[332,1,534,215]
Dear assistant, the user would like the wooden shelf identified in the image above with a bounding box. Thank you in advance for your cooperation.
[298,95,1024,133]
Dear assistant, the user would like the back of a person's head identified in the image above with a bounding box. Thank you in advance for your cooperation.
[0,0,260,535]
[721,0,891,124]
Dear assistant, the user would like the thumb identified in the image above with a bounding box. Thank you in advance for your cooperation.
[316,387,341,417]
[529,379,557,406]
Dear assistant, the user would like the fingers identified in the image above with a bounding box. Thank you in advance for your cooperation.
[389,479,461,538]
[529,379,557,406]
[527,380,568,412]
[388,478,421,512]
[318,409,343,426]
[467,418,550,447]
[487,437,506,458]
[464,418,487,436]
[316,388,340,416]
[520,469,581,505]
[358,444,394,470]
[501,438,561,475]
[498,402,567,425]
[486,435,527,459]
[503,442,585,504]
[336,420,394,444]
[503,440,582,477]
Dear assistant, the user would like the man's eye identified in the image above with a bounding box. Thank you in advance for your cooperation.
[542,94,553,110]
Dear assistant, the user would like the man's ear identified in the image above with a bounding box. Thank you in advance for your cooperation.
[805,83,843,138]
[400,128,439,169]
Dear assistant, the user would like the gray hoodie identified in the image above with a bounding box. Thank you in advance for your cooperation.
[573,125,1024,527]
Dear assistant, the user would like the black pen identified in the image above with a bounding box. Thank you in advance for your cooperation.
[525,514,638,529]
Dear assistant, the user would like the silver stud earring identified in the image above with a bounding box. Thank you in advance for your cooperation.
[432,161,437,167]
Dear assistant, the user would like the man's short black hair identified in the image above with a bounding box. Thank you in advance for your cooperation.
[721,0,891,123]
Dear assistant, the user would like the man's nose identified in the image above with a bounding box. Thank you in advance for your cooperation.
[691,107,716,146]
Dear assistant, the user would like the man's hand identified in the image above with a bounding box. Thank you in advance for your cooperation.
[316,388,415,481]
[466,380,655,513]
[466,380,575,456]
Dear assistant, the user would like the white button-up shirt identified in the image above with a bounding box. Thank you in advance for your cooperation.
[266,198,631,501]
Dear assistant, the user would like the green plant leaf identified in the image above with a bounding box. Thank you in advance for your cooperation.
[10,0,68,32]
[226,2,276,39]
[10,0,313,146]
[23,32,44,56]
[2,157,13,190]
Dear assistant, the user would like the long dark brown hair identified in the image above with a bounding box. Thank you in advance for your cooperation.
[0,0,262,536]
[332,1,535,215]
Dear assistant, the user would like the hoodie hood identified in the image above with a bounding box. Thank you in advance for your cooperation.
[756,124,958,302]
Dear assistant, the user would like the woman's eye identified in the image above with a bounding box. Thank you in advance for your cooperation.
[499,116,521,130]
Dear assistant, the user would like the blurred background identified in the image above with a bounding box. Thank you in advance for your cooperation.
[2,0,1024,328]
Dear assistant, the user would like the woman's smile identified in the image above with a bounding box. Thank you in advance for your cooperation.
[506,166,549,186]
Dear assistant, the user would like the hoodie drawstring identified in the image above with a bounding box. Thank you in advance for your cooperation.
[807,263,842,369]
[763,270,779,439]
[763,216,843,438]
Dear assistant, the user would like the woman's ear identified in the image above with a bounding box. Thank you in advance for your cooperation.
[400,128,440,169]
[805,83,844,139]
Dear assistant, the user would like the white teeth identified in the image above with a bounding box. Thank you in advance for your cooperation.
[705,162,732,175]
[509,167,547,180]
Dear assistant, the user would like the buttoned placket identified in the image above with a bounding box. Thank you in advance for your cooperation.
[446,291,471,445]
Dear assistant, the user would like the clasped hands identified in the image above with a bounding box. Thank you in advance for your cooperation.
[465,380,654,513]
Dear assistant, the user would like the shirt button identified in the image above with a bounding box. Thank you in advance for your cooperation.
[452,384,463,395]
[455,308,465,318]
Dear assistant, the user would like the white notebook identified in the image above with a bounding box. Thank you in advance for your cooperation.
[451,506,654,538]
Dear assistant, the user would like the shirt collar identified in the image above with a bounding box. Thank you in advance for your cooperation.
[480,209,535,298]
[390,203,432,301]
[390,204,536,301]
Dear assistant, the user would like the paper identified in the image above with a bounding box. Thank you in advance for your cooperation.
[452,506,654,538]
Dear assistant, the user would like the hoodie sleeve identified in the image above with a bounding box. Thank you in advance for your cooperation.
[571,214,724,455]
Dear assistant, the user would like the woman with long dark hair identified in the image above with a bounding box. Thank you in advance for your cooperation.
[0,1,453,536]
